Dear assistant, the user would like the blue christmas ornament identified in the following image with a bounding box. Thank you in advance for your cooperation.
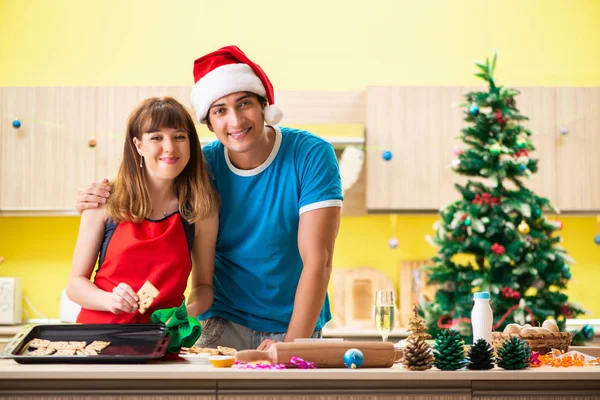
[519,164,527,172]
[12,119,21,129]
[343,348,364,369]
[469,104,479,116]
[582,324,594,339]
[382,150,393,161]
[594,234,600,245]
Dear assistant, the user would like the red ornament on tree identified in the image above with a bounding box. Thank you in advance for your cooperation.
[494,108,507,125]
[561,303,572,318]
[501,287,521,300]
[491,243,505,255]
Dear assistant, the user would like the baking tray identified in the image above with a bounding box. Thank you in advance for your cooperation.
[1,323,170,364]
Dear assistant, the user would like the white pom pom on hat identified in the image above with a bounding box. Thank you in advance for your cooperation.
[190,45,283,125]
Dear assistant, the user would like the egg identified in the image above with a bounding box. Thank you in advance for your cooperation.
[535,327,553,335]
[520,327,539,335]
[542,319,559,333]
[503,323,522,334]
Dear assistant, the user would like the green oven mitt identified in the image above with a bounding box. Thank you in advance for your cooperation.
[151,300,202,353]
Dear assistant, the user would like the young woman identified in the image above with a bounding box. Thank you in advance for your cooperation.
[67,97,219,323]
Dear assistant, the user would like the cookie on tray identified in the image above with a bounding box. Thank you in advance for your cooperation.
[86,340,111,352]
[28,338,51,349]
[67,341,87,351]
[48,341,69,350]
[28,348,56,356]
[55,349,77,356]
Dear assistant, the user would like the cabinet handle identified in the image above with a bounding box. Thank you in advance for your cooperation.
[559,128,568,136]
[88,138,97,148]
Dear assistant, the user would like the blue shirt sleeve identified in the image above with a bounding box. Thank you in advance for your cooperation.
[297,138,344,214]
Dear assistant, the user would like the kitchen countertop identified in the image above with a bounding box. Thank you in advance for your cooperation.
[1,358,599,398]
[0,359,599,380]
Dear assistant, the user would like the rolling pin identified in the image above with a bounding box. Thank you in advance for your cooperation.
[236,341,400,368]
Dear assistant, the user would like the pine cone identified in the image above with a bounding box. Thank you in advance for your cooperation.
[496,337,530,370]
[467,338,495,370]
[433,330,467,370]
[402,337,433,371]
[505,96,516,108]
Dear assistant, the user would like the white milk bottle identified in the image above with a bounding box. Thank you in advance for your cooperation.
[471,292,493,345]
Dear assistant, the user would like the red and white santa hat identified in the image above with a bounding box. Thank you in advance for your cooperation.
[190,45,283,125]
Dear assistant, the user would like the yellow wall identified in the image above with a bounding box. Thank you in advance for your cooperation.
[0,0,599,320]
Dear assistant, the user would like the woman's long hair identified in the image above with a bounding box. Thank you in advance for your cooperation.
[107,96,219,223]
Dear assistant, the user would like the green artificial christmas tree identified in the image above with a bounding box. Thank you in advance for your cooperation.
[433,329,466,370]
[467,338,495,370]
[496,336,531,370]
[422,51,585,340]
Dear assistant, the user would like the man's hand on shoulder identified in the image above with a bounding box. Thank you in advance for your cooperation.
[76,178,111,214]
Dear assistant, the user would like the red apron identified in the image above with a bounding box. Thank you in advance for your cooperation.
[77,213,192,324]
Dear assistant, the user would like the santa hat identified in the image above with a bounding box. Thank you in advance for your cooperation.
[190,45,283,125]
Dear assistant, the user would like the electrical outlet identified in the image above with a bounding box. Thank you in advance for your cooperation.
[0,278,22,325]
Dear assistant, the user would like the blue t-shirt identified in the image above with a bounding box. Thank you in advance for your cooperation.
[199,126,343,333]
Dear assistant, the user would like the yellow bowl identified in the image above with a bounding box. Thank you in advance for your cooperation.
[209,355,235,368]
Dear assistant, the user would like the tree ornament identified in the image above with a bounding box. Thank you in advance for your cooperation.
[12,118,21,129]
[453,146,464,156]
[489,143,501,156]
[519,164,527,172]
[469,104,480,116]
[494,109,507,125]
[524,235,535,248]
[595,234,600,246]
[343,348,364,369]
[518,220,530,234]
[464,218,472,227]
[516,138,527,149]
[388,237,399,249]
[382,150,393,161]
[407,304,432,342]
[496,337,531,370]
[491,243,505,255]
[501,287,520,300]
[433,330,467,371]
[467,338,495,370]
[532,279,545,290]
[505,97,516,108]
[556,220,563,230]
[451,159,461,168]
[444,281,457,292]
[532,206,541,219]
[562,264,572,280]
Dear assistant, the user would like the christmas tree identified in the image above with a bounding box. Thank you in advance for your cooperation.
[422,52,585,341]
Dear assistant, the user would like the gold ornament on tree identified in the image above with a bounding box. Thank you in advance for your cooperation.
[401,304,434,371]
[518,220,530,234]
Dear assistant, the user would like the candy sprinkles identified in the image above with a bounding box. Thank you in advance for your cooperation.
[233,357,316,370]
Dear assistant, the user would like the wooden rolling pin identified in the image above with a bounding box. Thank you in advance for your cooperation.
[236,341,400,368]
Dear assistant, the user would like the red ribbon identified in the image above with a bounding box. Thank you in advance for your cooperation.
[437,304,535,330]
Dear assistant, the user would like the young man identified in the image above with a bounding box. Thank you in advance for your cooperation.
[76,46,343,350]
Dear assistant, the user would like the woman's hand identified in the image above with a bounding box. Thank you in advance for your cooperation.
[106,283,139,314]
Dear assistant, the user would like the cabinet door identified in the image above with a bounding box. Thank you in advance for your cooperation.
[366,86,464,210]
[513,87,558,207]
[0,88,96,210]
[556,87,600,211]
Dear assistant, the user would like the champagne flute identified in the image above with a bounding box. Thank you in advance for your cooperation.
[374,290,395,342]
